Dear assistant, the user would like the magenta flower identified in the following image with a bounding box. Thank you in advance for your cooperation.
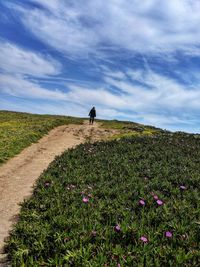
[153,195,159,200]
[140,236,148,243]
[139,199,145,206]
[180,185,186,190]
[114,224,121,233]
[83,197,89,203]
[117,264,121,267]
[156,199,164,206]
[165,231,173,238]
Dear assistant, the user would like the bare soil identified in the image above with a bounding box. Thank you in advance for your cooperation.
[0,121,118,265]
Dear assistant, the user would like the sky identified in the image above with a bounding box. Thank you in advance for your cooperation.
[1,1,200,132]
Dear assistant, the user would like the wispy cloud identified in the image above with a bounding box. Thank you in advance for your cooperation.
[5,0,200,57]
[105,68,200,112]
[67,84,126,108]
[0,74,67,100]
[0,41,61,77]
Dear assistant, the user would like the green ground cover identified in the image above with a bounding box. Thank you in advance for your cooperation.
[0,111,83,164]
[100,119,165,138]
[6,133,200,266]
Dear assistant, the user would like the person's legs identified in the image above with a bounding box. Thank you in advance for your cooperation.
[91,117,94,124]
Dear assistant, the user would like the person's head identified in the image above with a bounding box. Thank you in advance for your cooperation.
[92,106,95,110]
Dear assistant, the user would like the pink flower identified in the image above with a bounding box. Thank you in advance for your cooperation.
[139,200,145,206]
[153,195,159,200]
[88,193,92,198]
[165,231,173,238]
[117,264,121,267]
[180,185,186,190]
[83,197,89,203]
[156,199,164,206]
[140,236,148,243]
[114,225,121,233]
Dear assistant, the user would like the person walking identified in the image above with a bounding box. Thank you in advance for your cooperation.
[89,107,96,124]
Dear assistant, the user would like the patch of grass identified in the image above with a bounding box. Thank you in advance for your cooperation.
[99,119,140,129]
[6,132,200,266]
[100,119,164,139]
[0,111,83,164]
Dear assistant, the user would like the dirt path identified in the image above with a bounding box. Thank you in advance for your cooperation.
[0,121,117,265]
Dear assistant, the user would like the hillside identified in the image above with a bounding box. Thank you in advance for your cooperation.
[0,111,83,164]
[0,111,164,164]
[4,126,200,266]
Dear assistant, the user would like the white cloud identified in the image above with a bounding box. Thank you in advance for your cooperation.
[104,70,126,80]
[140,113,191,127]
[17,6,98,55]
[0,41,61,77]
[0,96,89,118]
[2,67,200,122]
[0,74,67,100]
[105,68,200,112]
[2,69,200,132]
[6,0,200,57]
[30,0,61,13]
[66,84,126,108]
[0,74,126,108]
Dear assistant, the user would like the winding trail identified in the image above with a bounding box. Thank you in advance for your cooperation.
[0,121,117,265]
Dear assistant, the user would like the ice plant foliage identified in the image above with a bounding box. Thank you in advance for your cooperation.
[6,132,200,266]
[87,186,93,190]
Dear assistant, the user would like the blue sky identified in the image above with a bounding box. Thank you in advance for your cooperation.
[1,1,200,132]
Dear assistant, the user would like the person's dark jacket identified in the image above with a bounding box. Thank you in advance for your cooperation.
[89,108,96,118]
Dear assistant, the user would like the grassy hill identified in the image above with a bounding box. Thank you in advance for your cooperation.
[0,110,164,164]
[0,111,83,164]
[5,123,200,265]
